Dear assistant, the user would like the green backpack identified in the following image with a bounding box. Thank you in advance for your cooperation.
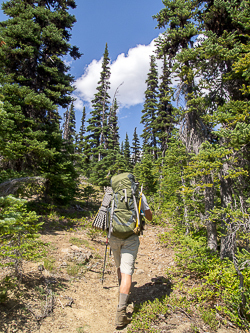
[108,172,140,239]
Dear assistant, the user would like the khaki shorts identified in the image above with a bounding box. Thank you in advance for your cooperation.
[109,234,140,275]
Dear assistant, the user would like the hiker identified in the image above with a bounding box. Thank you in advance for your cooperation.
[108,174,152,328]
[92,172,152,327]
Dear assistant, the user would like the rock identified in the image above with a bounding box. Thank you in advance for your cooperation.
[61,248,70,254]
[136,269,144,274]
[64,247,93,264]
[71,245,80,251]
[60,262,68,267]
[38,264,44,271]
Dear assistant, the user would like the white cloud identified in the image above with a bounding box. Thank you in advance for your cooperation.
[64,59,73,67]
[74,38,162,110]
[72,94,84,110]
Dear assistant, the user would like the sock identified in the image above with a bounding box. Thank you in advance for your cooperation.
[119,293,129,308]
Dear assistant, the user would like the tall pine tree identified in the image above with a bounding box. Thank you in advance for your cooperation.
[86,43,111,161]
[131,127,141,166]
[108,98,120,151]
[124,133,131,169]
[155,55,175,157]
[0,0,81,203]
[141,55,159,159]
[76,106,86,154]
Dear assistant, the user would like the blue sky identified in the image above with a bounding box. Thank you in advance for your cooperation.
[0,0,165,145]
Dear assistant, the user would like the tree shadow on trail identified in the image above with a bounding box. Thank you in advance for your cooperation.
[129,276,172,305]
[0,272,70,333]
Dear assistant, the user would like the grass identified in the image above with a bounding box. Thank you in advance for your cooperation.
[69,237,95,251]
[43,257,55,271]
[67,264,80,276]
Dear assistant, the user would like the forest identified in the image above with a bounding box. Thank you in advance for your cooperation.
[0,0,250,332]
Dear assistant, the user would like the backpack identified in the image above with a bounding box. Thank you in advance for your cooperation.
[108,172,141,239]
[92,173,145,238]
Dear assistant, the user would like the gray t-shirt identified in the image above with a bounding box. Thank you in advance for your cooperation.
[141,193,150,212]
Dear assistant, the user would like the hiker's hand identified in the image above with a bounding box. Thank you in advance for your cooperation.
[144,209,152,221]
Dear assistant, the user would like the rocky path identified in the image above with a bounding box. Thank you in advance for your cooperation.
[36,225,173,333]
[1,224,243,333]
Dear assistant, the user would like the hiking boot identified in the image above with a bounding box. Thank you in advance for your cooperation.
[115,306,131,328]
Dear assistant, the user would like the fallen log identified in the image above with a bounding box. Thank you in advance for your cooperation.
[0,176,45,196]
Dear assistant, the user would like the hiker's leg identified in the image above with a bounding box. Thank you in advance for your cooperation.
[118,234,139,305]
[115,235,139,328]
[116,273,132,327]
[120,273,132,294]
[109,236,122,282]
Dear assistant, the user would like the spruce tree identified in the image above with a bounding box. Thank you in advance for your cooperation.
[63,102,76,146]
[67,102,76,146]
[87,43,111,161]
[141,55,159,159]
[63,107,70,141]
[124,133,131,169]
[131,127,141,166]
[108,98,120,151]
[155,55,175,157]
[120,141,124,155]
[154,0,250,257]
[76,106,86,154]
[0,0,81,203]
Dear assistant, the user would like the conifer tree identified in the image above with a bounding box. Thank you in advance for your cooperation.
[87,43,111,161]
[124,133,131,169]
[67,102,76,146]
[120,141,124,155]
[154,0,250,257]
[131,127,141,166]
[141,55,159,159]
[154,0,215,248]
[63,102,76,146]
[76,106,86,154]
[155,55,175,157]
[0,0,81,203]
[108,98,120,151]
[63,107,70,141]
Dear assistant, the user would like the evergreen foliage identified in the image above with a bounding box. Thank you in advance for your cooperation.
[108,98,120,151]
[0,0,81,203]
[155,55,175,157]
[0,195,42,283]
[124,132,132,169]
[0,0,250,326]
[131,127,141,166]
[141,55,159,159]
[75,106,86,154]
[86,43,111,162]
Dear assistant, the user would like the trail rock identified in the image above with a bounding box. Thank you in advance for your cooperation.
[136,269,144,274]
[62,247,93,264]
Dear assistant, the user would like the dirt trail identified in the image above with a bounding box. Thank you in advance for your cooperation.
[37,225,173,333]
[1,224,243,333]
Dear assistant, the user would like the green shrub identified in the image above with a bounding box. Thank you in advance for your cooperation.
[173,229,250,327]
[0,195,43,286]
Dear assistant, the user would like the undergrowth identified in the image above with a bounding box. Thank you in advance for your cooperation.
[128,216,250,332]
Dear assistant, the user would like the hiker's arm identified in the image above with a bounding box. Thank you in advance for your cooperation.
[141,193,152,221]
[144,209,152,222]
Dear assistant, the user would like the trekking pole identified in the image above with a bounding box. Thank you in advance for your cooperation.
[101,237,109,284]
